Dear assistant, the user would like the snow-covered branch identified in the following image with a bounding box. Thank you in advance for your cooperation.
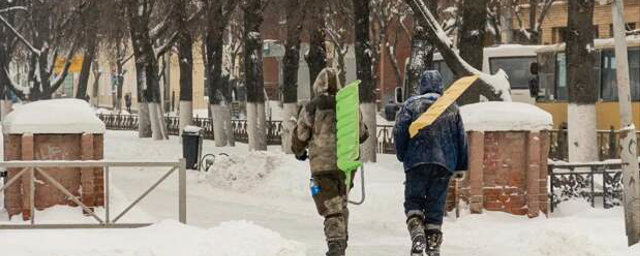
[406,0,512,101]
[535,0,557,32]
[0,14,40,55]
[0,6,27,13]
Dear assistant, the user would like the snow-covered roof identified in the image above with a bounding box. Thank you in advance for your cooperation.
[536,35,640,53]
[460,102,553,131]
[3,99,105,134]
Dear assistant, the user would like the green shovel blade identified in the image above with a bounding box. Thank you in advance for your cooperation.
[336,80,363,186]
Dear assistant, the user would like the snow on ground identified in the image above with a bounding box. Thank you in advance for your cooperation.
[1,130,638,256]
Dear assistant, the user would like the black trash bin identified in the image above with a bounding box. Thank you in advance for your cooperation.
[182,126,204,170]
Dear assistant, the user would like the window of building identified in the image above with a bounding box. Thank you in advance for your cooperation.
[552,27,568,44]
[601,48,640,101]
[609,23,637,37]
[489,57,537,90]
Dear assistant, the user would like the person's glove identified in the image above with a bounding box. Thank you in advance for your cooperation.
[295,150,308,161]
[452,171,466,180]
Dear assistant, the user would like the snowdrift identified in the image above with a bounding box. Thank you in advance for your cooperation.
[2,220,306,256]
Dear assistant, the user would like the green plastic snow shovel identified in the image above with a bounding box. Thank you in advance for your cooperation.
[336,80,363,189]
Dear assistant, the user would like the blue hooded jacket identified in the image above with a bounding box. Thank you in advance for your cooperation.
[393,70,468,173]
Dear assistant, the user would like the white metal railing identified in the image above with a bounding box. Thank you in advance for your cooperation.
[0,159,186,229]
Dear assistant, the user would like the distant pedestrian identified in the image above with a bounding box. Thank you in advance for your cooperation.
[529,62,540,99]
[393,70,468,256]
[124,93,132,114]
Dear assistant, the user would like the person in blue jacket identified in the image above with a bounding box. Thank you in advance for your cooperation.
[393,70,468,256]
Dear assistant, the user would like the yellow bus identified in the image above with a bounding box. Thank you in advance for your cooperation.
[535,35,640,130]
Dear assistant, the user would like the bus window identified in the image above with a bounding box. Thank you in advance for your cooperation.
[555,53,569,100]
[489,57,537,90]
[601,48,640,101]
[433,61,455,89]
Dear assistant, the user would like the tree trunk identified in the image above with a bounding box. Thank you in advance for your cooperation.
[500,0,514,44]
[305,1,327,92]
[75,40,97,100]
[76,5,99,100]
[282,0,306,154]
[566,0,597,162]
[243,0,267,151]
[126,0,167,140]
[205,1,235,147]
[176,0,193,136]
[405,2,436,100]
[457,0,487,105]
[352,0,376,162]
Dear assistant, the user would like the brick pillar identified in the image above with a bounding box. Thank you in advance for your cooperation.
[20,134,34,220]
[93,134,105,207]
[468,131,485,214]
[80,133,95,210]
[3,135,23,218]
[539,132,550,215]
[526,132,541,218]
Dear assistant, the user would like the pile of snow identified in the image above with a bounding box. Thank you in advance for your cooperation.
[460,102,553,131]
[202,152,309,199]
[1,220,306,256]
[2,99,105,134]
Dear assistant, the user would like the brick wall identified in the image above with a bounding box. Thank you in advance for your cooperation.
[447,131,550,217]
[3,133,104,220]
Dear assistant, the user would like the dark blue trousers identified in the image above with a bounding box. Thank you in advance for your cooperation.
[404,164,452,226]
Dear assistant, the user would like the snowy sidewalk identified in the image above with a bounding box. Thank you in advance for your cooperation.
[1,130,638,256]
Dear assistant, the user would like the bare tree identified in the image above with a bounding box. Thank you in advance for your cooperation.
[514,0,558,44]
[404,0,437,99]
[203,0,238,147]
[305,0,328,88]
[352,0,377,162]
[101,0,132,113]
[123,0,167,139]
[0,0,87,101]
[371,0,411,95]
[75,2,100,100]
[457,0,488,105]
[0,0,27,117]
[173,0,198,136]
[566,0,597,161]
[242,0,272,151]
[281,0,310,154]
[325,0,353,87]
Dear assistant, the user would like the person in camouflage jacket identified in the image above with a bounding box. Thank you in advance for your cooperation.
[291,68,368,256]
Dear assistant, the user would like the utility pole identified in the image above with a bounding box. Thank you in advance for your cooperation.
[611,0,640,246]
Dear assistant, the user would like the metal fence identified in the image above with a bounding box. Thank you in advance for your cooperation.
[547,128,640,161]
[0,159,186,229]
[97,114,640,158]
[548,161,640,212]
[97,114,283,146]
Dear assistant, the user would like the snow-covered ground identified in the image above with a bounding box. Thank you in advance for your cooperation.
[1,130,638,256]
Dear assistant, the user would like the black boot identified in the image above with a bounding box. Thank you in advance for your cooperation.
[326,240,346,256]
[425,229,443,256]
[407,216,426,256]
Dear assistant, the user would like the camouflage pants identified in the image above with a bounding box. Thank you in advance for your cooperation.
[311,171,352,242]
